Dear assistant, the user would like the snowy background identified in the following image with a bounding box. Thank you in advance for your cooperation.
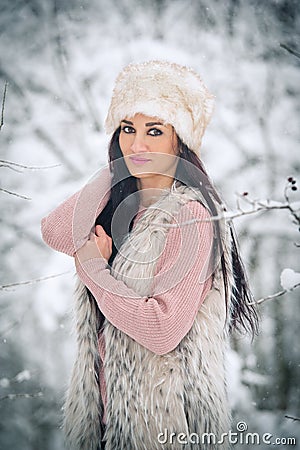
[1,0,299,448]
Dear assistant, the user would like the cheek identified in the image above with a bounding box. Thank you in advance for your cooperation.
[119,134,131,155]
[118,135,125,154]
[158,133,177,155]
[149,137,176,154]
[159,140,177,156]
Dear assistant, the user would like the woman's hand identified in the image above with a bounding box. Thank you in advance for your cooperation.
[75,225,112,263]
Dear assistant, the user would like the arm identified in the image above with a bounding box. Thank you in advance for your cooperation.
[41,166,111,256]
[75,201,214,355]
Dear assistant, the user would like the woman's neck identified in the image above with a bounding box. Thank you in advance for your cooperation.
[137,177,175,207]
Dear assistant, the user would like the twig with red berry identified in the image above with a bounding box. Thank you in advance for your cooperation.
[161,176,300,228]
[235,176,299,227]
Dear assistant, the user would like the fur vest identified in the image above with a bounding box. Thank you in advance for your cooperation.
[63,182,233,450]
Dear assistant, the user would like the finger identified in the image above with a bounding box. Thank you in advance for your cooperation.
[108,236,112,254]
[95,225,105,236]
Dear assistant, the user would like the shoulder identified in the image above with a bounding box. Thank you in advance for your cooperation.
[184,199,211,217]
[174,199,212,228]
[162,199,213,254]
[171,183,211,217]
[154,198,214,279]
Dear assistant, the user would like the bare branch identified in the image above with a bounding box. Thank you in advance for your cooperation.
[280,43,300,59]
[0,164,23,173]
[0,187,31,200]
[0,271,72,291]
[160,178,299,228]
[35,127,82,176]
[249,282,300,306]
[159,198,299,228]
[0,159,61,172]
[284,182,300,227]
[0,81,8,131]
[0,392,43,401]
[285,414,300,422]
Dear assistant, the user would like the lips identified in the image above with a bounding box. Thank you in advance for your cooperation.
[129,156,151,165]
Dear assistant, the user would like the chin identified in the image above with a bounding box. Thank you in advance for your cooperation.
[131,172,153,179]
[125,165,152,179]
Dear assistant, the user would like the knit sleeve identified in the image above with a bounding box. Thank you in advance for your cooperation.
[75,201,214,355]
[41,166,111,256]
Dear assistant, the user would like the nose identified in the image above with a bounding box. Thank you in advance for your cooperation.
[130,133,148,153]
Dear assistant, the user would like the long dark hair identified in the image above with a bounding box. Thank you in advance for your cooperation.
[95,127,259,337]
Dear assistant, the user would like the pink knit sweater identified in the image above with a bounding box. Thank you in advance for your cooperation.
[41,168,213,423]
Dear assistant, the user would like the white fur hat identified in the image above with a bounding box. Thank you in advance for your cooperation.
[105,60,215,154]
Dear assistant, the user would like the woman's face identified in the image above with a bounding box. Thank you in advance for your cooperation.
[118,113,179,188]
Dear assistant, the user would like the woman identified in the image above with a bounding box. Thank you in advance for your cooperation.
[41,61,258,450]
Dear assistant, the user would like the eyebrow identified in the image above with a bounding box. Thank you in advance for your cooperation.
[145,121,164,127]
[121,120,134,125]
[121,120,165,127]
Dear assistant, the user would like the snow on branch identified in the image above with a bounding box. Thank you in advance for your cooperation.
[0,159,61,172]
[160,177,299,228]
[0,271,72,291]
[0,370,32,387]
[215,177,299,226]
[0,83,60,198]
[214,191,299,224]
[0,371,43,403]
[249,282,300,306]
[249,257,300,306]
[0,392,43,402]
[0,187,31,200]
[158,177,300,307]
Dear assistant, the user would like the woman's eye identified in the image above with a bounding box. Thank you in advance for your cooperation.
[122,126,135,134]
[148,128,162,136]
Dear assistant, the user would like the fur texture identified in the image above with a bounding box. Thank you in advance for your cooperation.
[63,281,104,450]
[105,61,215,154]
[64,183,232,450]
